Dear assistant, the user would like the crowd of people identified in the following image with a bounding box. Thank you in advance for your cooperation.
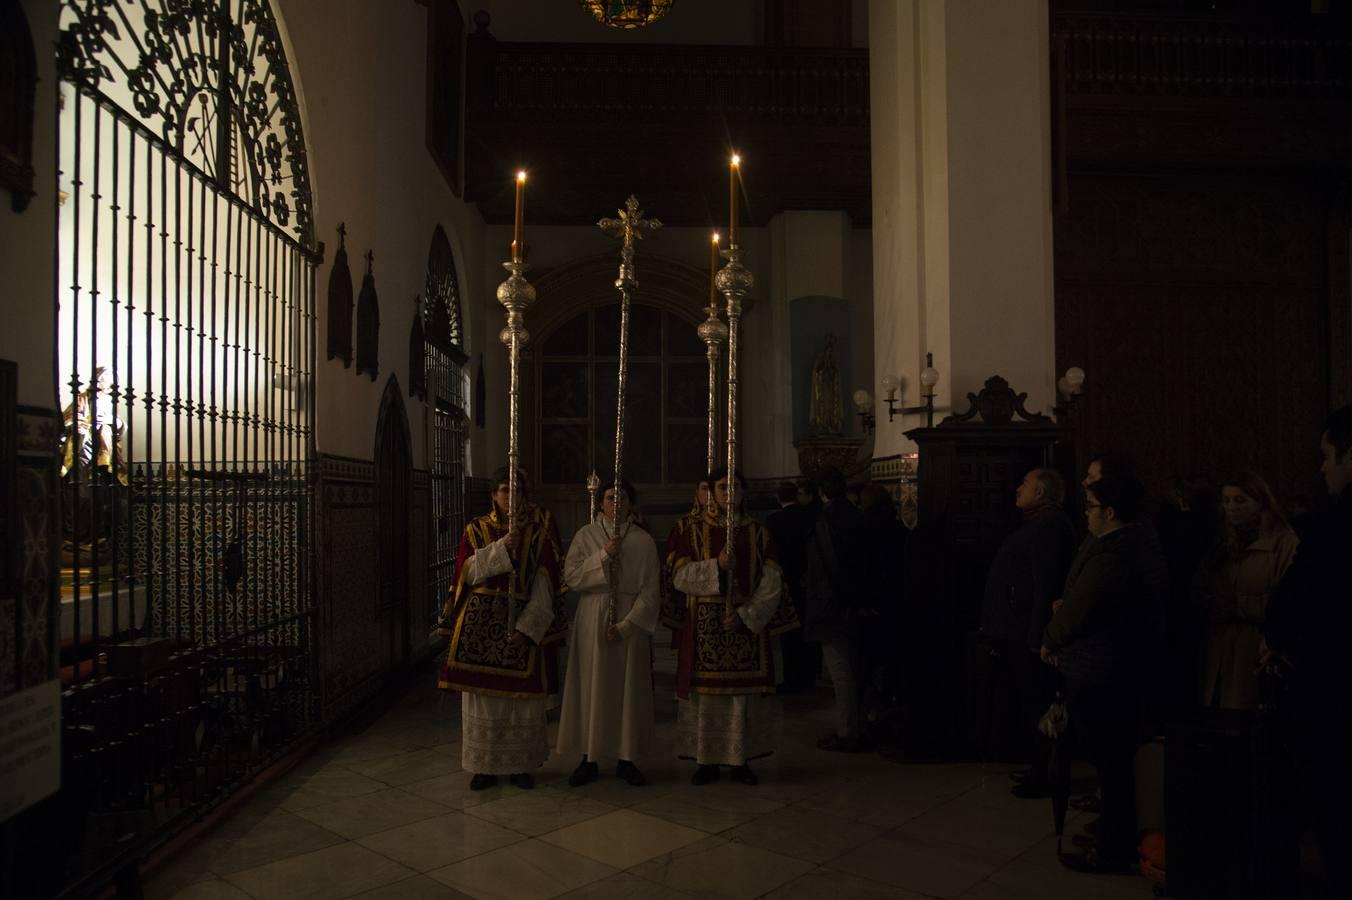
[429,402,1351,896]
[975,405,1352,895]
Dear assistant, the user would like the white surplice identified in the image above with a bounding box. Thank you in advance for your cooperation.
[555,517,660,762]
[671,556,784,766]
[457,537,556,775]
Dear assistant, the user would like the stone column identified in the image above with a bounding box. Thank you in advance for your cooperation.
[869,0,1055,457]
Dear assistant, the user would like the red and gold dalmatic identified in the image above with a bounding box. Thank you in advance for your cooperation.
[664,508,800,701]
[437,505,566,698]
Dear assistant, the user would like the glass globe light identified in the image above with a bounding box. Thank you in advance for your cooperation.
[853,389,873,411]
[880,374,898,397]
[919,365,940,390]
[1065,366,1086,394]
[1057,376,1072,398]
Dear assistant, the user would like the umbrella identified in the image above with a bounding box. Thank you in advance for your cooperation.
[1038,689,1072,855]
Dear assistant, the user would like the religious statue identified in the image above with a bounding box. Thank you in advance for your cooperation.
[59,366,128,565]
[808,334,842,436]
[60,366,127,484]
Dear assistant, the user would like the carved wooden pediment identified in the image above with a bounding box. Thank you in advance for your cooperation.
[941,376,1054,428]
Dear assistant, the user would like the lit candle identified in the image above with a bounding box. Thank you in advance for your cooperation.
[709,232,720,305]
[728,155,740,246]
[511,169,526,261]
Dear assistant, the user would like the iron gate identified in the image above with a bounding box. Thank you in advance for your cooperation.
[54,0,318,891]
[423,226,468,635]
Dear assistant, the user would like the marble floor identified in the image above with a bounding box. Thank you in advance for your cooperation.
[146,634,1159,900]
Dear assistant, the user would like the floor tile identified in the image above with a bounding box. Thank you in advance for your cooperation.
[959,859,1157,899]
[342,746,462,786]
[463,787,616,837]
[726,804,884,865]
[660,781,788,817]
[628,838,816,900]
[357,811,523,872]
[628,793,760,834]
[291,787,451,839]
[831,832,1008,899]
[401,771,512,809]
[207,811,346,875]
[893,795,1055,858]
[764,867,929,900]
[427,838,618,900]
[553,871,694,899]
[350,874,478,899]
[224,842,416,900]
[275,765,391,812]
[792,780,952,828]
[539,808,705,869]
[159,881,255,900]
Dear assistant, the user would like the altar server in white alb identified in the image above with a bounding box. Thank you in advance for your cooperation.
[557,479,661,787]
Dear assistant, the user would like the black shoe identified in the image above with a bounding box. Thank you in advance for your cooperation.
[730,765,758,786]
[1070,833,1096,851]
[469,773,499,791]
[1010,780,1052,799]
[691,765,720,786]
[568,759,599,787]
[616,760,647,786]
[1058,849,1134,875]
[509,772,534,790]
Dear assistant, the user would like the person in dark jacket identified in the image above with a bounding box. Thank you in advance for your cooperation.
[978,467,1077,797]
[1262,404,1352,898]
[804,467,865,751]
[1043,471,1167,873]
[767,479,817,692]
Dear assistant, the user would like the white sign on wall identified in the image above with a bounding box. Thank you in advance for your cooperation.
[0,679,61,823]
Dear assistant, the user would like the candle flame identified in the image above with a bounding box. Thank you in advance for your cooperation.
[712,232,720,244]
[730,154,741,167]
[516,170,527,182]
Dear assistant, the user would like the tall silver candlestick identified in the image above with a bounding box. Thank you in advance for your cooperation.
[716,244,753,616]
[497,259,535,626]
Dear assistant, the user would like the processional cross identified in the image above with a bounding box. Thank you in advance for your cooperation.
[597,195,662,625]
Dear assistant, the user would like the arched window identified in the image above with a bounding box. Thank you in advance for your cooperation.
[422,225,468,631]
[536,301,709,487]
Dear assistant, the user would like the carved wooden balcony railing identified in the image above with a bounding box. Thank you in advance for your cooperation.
[1053,13,1352,98]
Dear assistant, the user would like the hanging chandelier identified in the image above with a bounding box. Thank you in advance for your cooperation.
[578,0,673,30]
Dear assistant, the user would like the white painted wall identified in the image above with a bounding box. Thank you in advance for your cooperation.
[868,0,1054,458]
[0,0,59,411]
[277,0,488,471]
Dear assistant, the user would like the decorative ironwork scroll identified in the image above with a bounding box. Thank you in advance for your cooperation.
[56,0,316,247]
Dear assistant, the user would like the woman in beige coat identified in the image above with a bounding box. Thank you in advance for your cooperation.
[1196,471,1299,710]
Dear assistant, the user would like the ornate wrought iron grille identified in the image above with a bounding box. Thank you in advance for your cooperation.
[424,226,468,635]
[53,0,317,891]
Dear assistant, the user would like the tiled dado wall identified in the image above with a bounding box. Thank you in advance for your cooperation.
[1,369,59,697]
[316,454,431,722]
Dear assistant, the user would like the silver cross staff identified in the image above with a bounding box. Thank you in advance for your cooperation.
[598,196,662,626]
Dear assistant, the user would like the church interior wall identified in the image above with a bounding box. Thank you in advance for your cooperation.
[278,0,486,474]
[0,0,59,412]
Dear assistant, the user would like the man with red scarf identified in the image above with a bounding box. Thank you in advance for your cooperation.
[666,469,798,785]
[435,467,566,791]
